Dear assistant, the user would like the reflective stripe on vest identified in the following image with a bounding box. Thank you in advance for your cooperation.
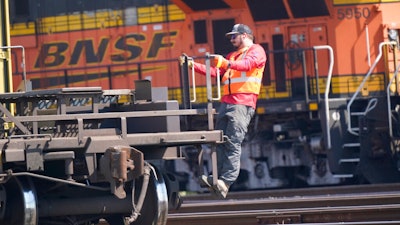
[224,72,262,85]
[222,69,263,95]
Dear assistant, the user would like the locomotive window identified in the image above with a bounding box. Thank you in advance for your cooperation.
[213,19,235,56]
[288,0,330,18]
[194,20,207,44]
[182,0,230,11]
[260,43,271,86]
[246,0,289,21]
[272,34,287,92]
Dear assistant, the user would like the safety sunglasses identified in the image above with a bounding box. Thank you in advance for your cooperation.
[230,34,240,39]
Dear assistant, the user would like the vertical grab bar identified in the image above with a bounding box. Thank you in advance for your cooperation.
[212,68,221,101]
[205,53,219,187]
[313,45,334,149]
[386,62,400,138]
[205,53,214,130]
[209,54,222,101]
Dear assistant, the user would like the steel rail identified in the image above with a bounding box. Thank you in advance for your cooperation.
[167,204,400,225]
[181,183,400,201]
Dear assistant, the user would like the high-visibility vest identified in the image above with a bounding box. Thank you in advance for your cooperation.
[221,46,264,95]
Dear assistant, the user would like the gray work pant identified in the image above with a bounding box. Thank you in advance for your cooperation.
[215,103,255,186]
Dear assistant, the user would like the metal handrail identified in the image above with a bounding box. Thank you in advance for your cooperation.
[0,45,27,91]
[205,53,214,131]
[386,62,400,138]
[208,54,222,101]
[212,68,221,101]
[347,41,397,136]
[314,45,334,149]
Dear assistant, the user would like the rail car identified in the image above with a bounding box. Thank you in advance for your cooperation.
[1,2,226,225]
[4,0,400,192]
[0,82,226,225]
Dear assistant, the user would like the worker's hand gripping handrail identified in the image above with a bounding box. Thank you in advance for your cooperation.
[183,53,222,103]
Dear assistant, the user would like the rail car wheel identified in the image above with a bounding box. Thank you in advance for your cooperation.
[105,165,168,225]
[0,176,38,225]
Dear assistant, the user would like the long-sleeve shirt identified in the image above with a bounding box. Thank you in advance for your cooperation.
[193,44,267,109]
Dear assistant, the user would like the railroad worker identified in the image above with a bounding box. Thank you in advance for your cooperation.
[180,23,267,198]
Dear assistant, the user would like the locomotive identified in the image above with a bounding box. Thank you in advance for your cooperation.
[3,0,400,194]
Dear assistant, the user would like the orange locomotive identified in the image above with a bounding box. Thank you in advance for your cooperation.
[7,0,400,190]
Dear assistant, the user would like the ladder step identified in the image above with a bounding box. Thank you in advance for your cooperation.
[339,158,360,163]
[351,112,365,116]
[333,174,354,178]
[343,143,360,148]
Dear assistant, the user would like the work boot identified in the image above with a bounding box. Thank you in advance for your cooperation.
[199,175,213,188]
[199,175,217,195]
[213,180,229,199]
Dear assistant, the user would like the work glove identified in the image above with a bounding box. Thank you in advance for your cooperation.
[213,54,230,69]
[179,53,193,68]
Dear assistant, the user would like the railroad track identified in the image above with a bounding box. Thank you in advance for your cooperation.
[98,184,400,225]
[167,183,400,225]
[179,182,400,201]
[168,204,400,225]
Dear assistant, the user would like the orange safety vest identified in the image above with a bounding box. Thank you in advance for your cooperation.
[221,46,265,96]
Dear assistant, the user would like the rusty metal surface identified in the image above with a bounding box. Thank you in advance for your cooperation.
[0,87,223,225]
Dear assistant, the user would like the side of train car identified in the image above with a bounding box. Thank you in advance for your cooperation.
[1,1,225,225]
[6,0,400,191]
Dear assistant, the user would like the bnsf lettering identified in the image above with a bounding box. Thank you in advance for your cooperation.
[70,38,109,65]
[35,42,68,67]
[147,31,177,58]
[111,34,145,62]
[35,31,178,68]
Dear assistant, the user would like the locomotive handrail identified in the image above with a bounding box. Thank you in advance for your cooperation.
[313,45,334,149]
[347,41,397,136]
[386,61,400,138]
[0,45,27,91]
